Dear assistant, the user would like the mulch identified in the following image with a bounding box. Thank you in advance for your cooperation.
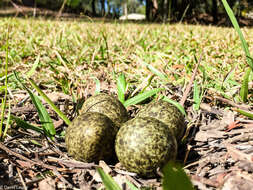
[0,86,252,190]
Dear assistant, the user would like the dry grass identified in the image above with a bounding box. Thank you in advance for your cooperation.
[0,18,251,99]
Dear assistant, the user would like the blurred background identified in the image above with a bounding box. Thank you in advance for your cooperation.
[1,0,253,25]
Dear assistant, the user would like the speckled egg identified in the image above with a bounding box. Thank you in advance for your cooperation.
[115,117,177,177]
[80,93,129,128]
[65,112,118,163]
[136,100,186,140]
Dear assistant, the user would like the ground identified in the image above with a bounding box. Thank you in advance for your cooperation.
[0,16,252,190]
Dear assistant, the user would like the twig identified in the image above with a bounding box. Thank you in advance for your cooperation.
[0,142,74,188]
[10,0,26,17]
[180,54,203,106]
[214,96,251,110]
[17,167,27,190]
[0,142,64,170]
[46,156,97,169]
[57,0,67,18]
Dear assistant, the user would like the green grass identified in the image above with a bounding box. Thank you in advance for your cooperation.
[0,17,252,138]
[0,17,251,100]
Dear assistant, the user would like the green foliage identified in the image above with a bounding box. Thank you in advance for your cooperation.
[141,61,168,81]
[67,0,81,8]
[28,78,71,125]
[221,0,253,103]
[25,54,40,78]
[117,73,127,104]
[2,102,11,140]
[162,96,186,117]
[97,167,121,190]
[92,76,101,95]
[10,115,44,134]
[116,72,163,107]
[193,81,202,111]
[162,162,194,190]
[14,72,56,140]
[0,29,9,140]
[97,162,194,190]
[124,88,163,107]
[240,67,251,102]
[234,109,253,119]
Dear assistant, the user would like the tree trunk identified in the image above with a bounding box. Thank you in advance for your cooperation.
[152,0,158,21]
[163,0,169,22]
[146,0,151,21]
[123,2,127,18]
[101,0,105,16]
[212,0,218,24]
[107,0,111,16]
[92,0,96,16]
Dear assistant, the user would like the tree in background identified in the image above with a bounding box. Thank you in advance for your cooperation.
[1,0,253,23]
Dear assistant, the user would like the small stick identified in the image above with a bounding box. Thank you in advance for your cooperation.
[17,167,27,190]
[180,54,203,106]
[214,96,251,110]
[0,142,73,188]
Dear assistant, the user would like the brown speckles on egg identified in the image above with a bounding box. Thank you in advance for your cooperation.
[136,100,186,140]
[65,112,118,163]
[115,117,177,177]
[80,93,129,128]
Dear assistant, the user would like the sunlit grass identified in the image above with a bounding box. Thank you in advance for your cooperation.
[0,17,252,106]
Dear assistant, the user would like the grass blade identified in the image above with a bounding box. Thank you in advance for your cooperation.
[125,180,138,190]
[162,162,194,190]
[141,61,168,80]
[0,28,9,139]
[131,74,154,97]
[124,88,163,107]
[240,67,251,102]
[117,73,127,104]
[234,109,253,119]
[0,98,6,138]
[221,0,253,70]
[14,72,56,139]
[92,77,101,95]
[28,78,71,125]
[162,96,187,117]
[31,93,56,138]
[97,167,121,190]
[26,54,40,78]
[193,81,201,111]
[10,115,44,133]
[2,101,11,140]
